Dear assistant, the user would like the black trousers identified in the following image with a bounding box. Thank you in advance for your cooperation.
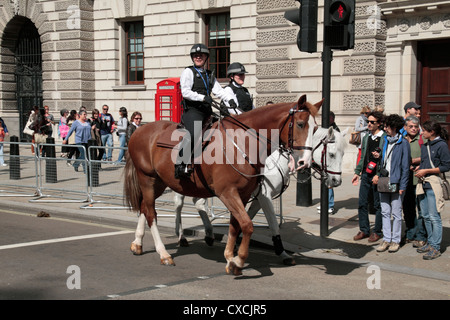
[177,107,209,164]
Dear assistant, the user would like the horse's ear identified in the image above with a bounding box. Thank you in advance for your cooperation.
[328,126,335,139]
[314,98,325,111]
[298,95,307,108]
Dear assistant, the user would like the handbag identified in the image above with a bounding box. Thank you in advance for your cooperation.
[377,146,397,193]
[349,131,361,146]
[442,174,450,201]
[427,145,450,200]
[23,115,34,136]
[377,176,398,193]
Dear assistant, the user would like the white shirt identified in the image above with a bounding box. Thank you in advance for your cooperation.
[180,67,233,104]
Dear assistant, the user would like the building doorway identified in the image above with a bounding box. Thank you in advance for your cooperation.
[418,39,450,148]
[15,19,43,141]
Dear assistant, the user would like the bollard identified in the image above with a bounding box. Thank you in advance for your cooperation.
[45,137,57,183]
[9,136,20,180]
[88,139,99,187]
[296,168,312,206]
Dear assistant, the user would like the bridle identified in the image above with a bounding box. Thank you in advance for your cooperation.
[311,134,342,180]
[279,106,313,152]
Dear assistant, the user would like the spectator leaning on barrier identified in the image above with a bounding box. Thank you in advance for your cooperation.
[126,111,142,144]
[403,116,427,248]
[63,109,91,173]
[351,111,386,242]
[99,104,115,162]
[414,120,450,260]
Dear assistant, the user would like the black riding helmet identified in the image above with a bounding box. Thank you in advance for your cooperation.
[227,62,248,77]
[190,43,210,60]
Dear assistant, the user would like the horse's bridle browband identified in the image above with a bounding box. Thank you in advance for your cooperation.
[279,106,313,152]
[311,136,342,178]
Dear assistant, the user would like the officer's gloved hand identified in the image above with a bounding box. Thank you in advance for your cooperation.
[203,96,213,106]
[220,105,230,117]
[228,100,237,110]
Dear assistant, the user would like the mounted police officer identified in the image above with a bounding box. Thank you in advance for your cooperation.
[224,62,254,114]
[175,43,236,179]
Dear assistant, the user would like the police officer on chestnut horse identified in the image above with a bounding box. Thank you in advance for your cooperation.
[175,43,237,179]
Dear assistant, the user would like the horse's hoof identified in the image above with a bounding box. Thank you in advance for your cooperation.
[178,238,189,247]
[282,257,296,266]
[225,261,242,276]
[130,242,143,255]
[204,236,214,246]
[160,257,176,266]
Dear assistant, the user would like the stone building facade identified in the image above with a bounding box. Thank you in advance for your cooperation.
[0,0,449,172]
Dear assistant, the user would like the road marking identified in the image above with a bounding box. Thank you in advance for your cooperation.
[0,230,134,251]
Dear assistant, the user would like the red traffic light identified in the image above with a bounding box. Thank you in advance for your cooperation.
[330,1,350,23]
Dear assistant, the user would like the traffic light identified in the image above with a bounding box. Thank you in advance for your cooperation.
[284,0,318,53]
[324,0,355,50]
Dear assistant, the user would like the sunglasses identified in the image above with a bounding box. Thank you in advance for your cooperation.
[134,118,142,120]
[368,120,378,124]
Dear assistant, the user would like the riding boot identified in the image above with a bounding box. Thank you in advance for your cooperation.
[174,137,193,179]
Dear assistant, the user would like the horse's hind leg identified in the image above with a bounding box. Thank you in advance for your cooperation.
[140,177,175,266]
[193,197,214,246]
[130,213,146,255]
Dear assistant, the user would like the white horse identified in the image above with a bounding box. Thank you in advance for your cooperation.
[130,193,214,255]
[246,126,348,265]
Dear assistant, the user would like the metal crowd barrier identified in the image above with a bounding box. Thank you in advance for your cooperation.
[0,138,283,227]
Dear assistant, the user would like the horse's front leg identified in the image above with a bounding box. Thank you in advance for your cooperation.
[221,193,253,276]
[150,222,175,266]
[130,213,146,255]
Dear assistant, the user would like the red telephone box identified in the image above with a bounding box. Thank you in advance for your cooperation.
[155,77,183,123]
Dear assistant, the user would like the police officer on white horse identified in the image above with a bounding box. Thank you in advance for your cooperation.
[223,62,254,114]
[175,43,236,179]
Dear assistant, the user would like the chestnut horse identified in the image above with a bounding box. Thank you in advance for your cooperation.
[124,95,323,275]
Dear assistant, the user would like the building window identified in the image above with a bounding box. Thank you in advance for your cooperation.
[206,12,230,80]
[125,21,144,84]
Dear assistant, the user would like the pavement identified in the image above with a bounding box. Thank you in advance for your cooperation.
[1,171,450,284]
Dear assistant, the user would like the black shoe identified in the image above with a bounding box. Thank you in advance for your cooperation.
[174,163,192,179]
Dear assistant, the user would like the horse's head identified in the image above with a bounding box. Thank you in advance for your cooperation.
[280,95,323,170]
[312,127,348,188]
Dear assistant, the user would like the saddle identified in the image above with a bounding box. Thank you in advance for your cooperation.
[156,115,217,153]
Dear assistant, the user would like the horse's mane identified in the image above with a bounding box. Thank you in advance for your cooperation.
[233,100,319,123]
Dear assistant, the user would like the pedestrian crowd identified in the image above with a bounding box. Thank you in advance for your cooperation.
[351,102,449,260]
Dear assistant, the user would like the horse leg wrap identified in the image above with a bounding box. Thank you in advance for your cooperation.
[272,235,285,256]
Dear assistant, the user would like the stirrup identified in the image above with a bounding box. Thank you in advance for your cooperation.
[174,163,193,179]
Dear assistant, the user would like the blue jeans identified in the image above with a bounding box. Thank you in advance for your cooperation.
[358,172,382,235]
[328,188,334,209]
[117,133,126,162]
[403,181,427,242]
[101,133,113,160]
[418,188,442,251]
[73,143,87,173]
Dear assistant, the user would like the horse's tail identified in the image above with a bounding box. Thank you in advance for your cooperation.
[124,155,142,212]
